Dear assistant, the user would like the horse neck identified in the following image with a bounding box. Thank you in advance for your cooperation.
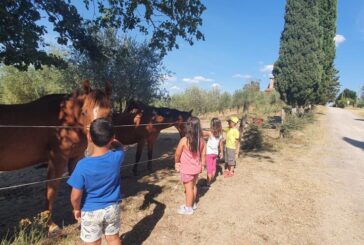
[0,94,66,125]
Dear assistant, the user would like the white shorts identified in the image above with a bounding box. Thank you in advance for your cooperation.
[81,203,120,243]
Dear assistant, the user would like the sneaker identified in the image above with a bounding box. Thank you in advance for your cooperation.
[201,184,210,189]
[177,205,194,215]
[193,203,198,210]
[180,203,197,210]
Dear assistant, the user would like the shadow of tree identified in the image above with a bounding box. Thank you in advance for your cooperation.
[121,179,165,245]
[343,137,364,151]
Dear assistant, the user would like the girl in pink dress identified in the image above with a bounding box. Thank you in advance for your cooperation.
[175,117,206,215]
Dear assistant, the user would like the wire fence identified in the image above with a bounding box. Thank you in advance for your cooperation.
[0,155,173,192]
[0,121,187,129]
[0,120,203,192]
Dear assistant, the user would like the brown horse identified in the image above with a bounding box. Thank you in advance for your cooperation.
[0,80,112,230]
[113,101,192,175]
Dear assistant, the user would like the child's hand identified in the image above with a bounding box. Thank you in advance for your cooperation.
[219,152,223,159]
[200,165,204,173]
[110,139,123,150]
[73,209,81,222]
[175,162,181,172]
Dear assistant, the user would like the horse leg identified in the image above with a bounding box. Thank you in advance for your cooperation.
[133,140,145,176]
[45,154,67,232]
[68,157,81,175]
[147,137,156,172]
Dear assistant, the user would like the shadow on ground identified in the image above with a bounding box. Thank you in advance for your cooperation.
[343,137,364,151]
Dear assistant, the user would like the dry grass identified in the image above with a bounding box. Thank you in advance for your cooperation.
[346,107,364,118]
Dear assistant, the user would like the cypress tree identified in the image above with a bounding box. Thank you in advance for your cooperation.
[317,0,340,104]
[273,0,323,107]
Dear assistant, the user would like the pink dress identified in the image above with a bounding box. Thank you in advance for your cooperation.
[180,140,205,183]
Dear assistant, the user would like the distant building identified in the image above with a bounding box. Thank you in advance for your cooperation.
[265,77,275,95]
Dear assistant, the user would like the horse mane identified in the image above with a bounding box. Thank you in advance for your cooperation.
[125,100,191,121]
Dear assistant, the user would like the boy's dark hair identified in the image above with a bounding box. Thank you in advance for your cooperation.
[90,118,114,147]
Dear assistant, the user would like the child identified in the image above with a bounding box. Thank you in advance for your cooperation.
[67,118,124,245]
[175,116,206,215]
[203,117,224,188]
[224,116,240,177]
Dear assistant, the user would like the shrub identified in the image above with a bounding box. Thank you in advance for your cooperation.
[242,125,263,150]
[280,112,314,137]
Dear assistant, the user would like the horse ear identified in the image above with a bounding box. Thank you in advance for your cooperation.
[104,81,112,97]
[82,80,92,94]
[189,109,193,115]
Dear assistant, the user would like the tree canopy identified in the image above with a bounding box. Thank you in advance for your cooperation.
[273,0,339,107]
[0,0,206,70]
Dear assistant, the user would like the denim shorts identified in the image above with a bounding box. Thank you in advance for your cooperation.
[80,203,120,243]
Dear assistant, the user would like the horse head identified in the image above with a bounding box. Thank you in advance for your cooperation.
[72,80,113,131]
[174,109,193,137]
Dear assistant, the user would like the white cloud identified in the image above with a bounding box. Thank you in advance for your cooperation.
[212,83,221,88]
[260,64,274,74]
[334,34,346,47]
[169,86,181,91]
[182,76,214,84]
[232,74,252,80]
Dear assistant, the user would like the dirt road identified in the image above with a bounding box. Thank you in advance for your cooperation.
[117,107,364,244]
[315,107,364,244]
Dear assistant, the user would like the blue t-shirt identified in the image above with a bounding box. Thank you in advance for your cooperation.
[67,149,124,211]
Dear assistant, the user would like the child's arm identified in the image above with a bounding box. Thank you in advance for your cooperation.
[201,139,207,172]
[219,138,224,159]
[175,137,185,172]
[202,130,211,138]
[70,188,83,222]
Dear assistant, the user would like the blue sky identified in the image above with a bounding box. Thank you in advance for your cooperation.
[161,0,364,95]
[43,1,364,96]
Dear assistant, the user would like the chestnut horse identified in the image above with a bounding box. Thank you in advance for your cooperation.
[0,80,112,230]
[114,101,192,175]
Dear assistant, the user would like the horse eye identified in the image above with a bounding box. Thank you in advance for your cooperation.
[82,111,87,116]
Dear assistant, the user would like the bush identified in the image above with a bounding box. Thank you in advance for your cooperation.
[280,112,314,137]
[242,125,263,150]
[357,100,364,108]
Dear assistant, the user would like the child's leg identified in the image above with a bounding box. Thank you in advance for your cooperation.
[104,203,121,245]
[84,240,102,245]
[184,180,194,208]
[105,234,121,245]
[192,175,198,204]
[211,171,216,182]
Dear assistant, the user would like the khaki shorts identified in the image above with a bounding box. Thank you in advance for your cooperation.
[81,203,120,243]
[225,148,236,166]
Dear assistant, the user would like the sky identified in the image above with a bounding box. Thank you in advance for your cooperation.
[43,0,364,96]
[160,0,364,95]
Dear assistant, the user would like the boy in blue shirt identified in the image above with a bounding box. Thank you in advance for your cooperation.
[67,118,124,245]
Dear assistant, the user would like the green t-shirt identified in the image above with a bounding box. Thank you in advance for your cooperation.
[225,127,239,149]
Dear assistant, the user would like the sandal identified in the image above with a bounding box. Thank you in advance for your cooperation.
[224,171,234,178]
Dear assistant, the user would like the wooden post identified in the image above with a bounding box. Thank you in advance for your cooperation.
[238,101,249,157]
